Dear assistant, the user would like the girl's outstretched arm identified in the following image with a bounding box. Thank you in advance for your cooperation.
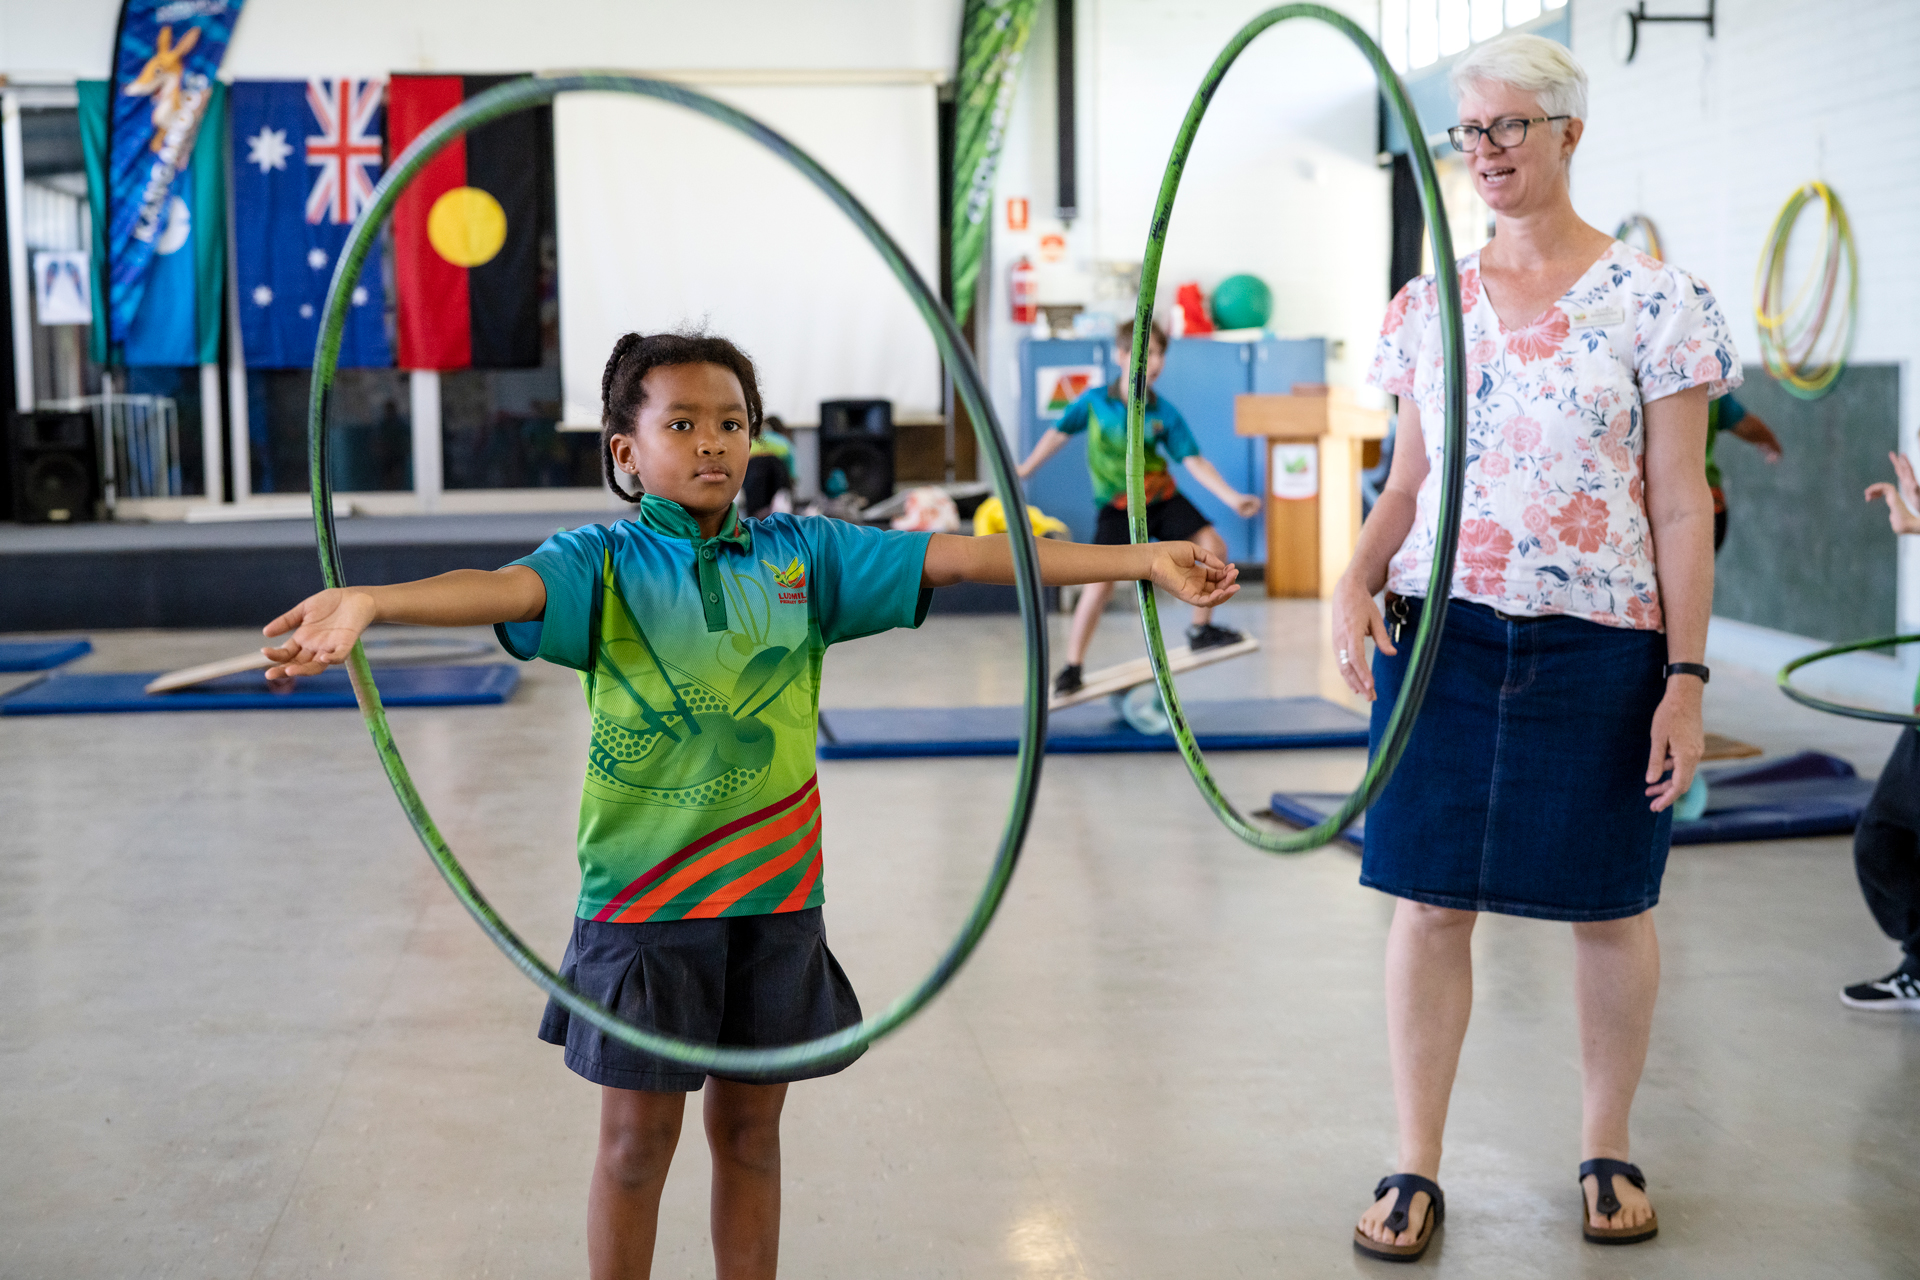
[921,533,1239,608]
[261,566,546,678]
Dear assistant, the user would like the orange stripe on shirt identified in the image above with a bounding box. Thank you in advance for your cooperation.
[680,810,822,919]
[774,846,824,914]
[610,789,822,924]
[593,776,817,922]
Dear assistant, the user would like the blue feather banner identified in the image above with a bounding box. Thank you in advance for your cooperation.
[106,0,246,344]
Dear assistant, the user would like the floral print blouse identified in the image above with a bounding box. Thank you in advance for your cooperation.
[1367,240,1740,631]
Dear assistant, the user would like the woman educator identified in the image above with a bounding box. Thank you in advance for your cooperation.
[1332,35,1739,1260]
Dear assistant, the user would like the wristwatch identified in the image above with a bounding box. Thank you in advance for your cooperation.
[1663,662,1710,683]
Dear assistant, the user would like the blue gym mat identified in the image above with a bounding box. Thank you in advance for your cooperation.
[0,663,520,715]
[817,696,1368,760]
[0,638,92,671]
[1266,751,1878,848]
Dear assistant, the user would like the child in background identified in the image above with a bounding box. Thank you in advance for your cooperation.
[1843,444,1920,1012]
[1704,392,1784,551]
[1018,316,1263,695]
[260,331,1237,1280]
[741,413,795,518]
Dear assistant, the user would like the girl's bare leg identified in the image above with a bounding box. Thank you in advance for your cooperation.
[704,1078,788,1280]
[590,1086,688,1280]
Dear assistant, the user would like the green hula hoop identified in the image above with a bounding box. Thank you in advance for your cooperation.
[1779,634,1920,726]
[1126,5,1468,853]
[306,74,1049,1075]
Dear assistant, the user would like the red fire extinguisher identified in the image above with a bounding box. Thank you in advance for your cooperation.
[1009,255,1037,323]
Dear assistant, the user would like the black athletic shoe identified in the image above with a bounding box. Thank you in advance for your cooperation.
[1053,664,1084,696]
[1840,967,1920,1012]
[1186,622,1245,652]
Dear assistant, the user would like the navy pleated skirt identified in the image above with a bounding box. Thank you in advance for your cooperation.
[1363,597,1674,922]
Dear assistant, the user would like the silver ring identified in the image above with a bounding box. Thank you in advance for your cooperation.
[1338,649,1350,665]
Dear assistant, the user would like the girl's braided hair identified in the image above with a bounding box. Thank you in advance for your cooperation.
[599,331,765,503]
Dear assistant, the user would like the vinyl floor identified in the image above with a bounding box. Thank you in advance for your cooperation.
[3,598,1916,1278]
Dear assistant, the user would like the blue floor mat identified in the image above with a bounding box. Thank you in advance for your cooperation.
[817,696,1368,760]
[0,638,92,671]
[0,663,520,715]
[1267,751,1877,848]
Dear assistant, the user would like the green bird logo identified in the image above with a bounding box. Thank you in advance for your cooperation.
[763,556,806,589]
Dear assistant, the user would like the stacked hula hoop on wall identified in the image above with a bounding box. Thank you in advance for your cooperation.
[1755,181,1857,400]
[1125,4,1469,853]
[305,75,1049,1076]
[1614,213,1664,261]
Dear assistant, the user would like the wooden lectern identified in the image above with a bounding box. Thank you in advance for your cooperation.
[1236,386,1391,598]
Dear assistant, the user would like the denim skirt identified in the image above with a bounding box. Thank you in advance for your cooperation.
[1363,597,1674,921]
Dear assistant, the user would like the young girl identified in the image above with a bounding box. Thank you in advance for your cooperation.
[261,331,1237,1280]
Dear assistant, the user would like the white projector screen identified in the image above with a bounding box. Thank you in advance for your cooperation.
[555,84,942,429]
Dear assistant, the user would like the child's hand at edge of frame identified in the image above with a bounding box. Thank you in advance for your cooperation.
[1865,450,1920,536]
[1148,542,1240,608]
[261,588,379,679]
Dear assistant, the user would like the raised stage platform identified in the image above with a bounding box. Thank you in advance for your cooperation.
[0,513,1051,630]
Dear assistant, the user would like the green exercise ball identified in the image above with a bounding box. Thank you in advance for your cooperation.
[1209,273,1273,331]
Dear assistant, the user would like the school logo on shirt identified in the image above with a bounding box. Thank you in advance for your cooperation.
[764,556,808,604]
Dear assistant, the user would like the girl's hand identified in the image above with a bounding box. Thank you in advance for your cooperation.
[1330,573,1393,700]
[262,588,379,678]
[1148,542,1240,607]
[1230,492,1262,519]
[1645,681,1706,812]
[1866,451,1920,535]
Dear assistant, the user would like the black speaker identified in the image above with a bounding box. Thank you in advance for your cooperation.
[9,410,98,523]
[818,399,894,507]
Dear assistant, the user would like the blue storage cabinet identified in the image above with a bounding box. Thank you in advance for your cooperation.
[1018,335,1325,563]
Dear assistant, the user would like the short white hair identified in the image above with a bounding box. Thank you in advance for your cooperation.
[1449,34,1589,121]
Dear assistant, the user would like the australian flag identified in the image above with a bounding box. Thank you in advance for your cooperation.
[231,79,391,367]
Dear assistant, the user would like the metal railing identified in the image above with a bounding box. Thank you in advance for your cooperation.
[37,391,183,515]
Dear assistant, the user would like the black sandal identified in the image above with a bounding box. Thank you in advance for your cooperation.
[1579,1158,1659,1244]
[1353,1173,1444,1262]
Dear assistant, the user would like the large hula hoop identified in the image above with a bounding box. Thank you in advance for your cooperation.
[306,74,1049,1075]
[1126,5,1467,853]
[1779,634,1920,726]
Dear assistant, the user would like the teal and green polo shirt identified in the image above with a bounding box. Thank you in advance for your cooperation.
[497,496,932,922]
[1055,380,1200,508]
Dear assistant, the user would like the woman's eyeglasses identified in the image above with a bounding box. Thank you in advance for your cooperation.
[1447,116,1570,151]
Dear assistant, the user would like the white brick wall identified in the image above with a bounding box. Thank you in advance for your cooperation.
[1569,0,1920,663]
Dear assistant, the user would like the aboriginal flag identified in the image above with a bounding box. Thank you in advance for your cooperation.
[388,74,549,370]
